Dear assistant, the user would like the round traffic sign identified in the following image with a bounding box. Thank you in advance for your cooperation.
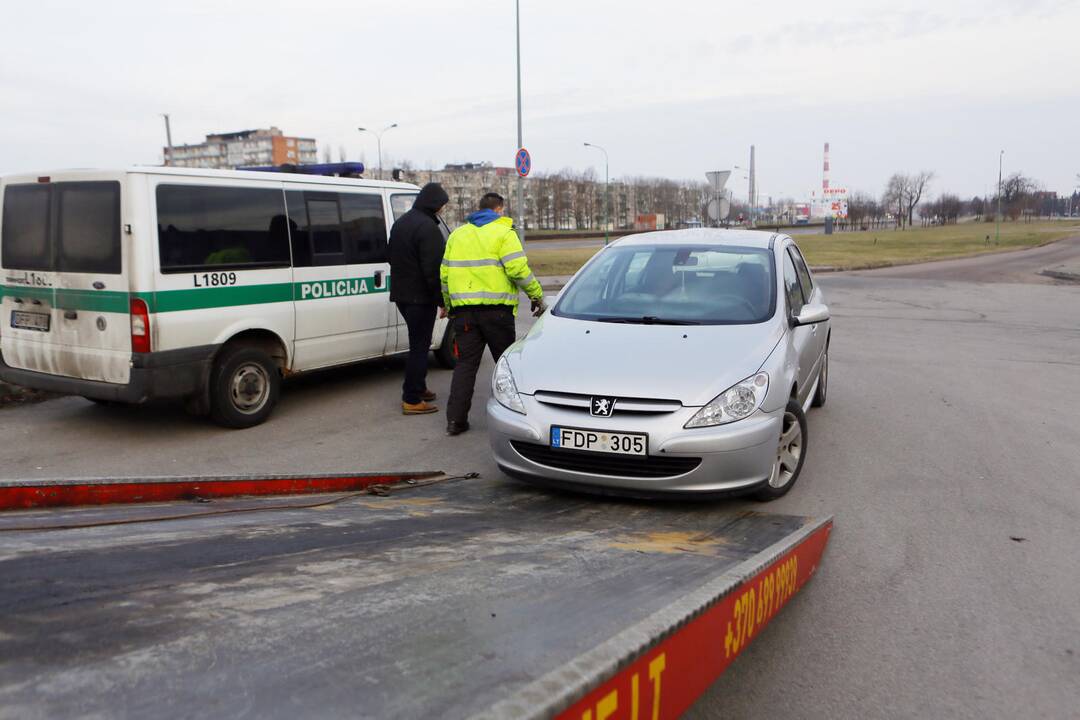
[707,197,731,222]
[515,147,531,178]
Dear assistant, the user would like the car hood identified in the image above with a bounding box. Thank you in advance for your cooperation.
[506,313,785,407]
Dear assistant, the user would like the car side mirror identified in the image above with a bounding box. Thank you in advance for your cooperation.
[793,303,830,326]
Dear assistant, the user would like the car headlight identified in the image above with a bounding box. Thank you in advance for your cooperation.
[492,355,526,414]
[685,372,769,428]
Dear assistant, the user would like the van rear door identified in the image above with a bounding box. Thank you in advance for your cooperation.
[0,174,131,384]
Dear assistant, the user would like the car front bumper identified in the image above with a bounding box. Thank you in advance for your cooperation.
[487,395,782,497]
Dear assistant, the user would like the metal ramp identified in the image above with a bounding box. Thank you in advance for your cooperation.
[0,474,831,719]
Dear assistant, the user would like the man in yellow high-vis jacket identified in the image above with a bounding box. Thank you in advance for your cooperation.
[441,192,545,436]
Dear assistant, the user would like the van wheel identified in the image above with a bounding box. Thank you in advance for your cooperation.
[434,320,457,369]
[209,346,280,428]
[754,400,807,501]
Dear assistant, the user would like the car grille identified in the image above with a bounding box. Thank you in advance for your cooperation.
[510,442,701,479]
[533,391,682,416]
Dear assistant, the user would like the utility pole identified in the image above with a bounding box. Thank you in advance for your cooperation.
[996,150,1004,244]
[515,0,526,244]
[161,114,173,166]
[748,145,756,228]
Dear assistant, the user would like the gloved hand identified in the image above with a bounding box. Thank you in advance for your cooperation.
[530,298,547,317]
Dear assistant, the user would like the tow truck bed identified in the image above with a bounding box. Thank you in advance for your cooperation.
[0,475,831,719]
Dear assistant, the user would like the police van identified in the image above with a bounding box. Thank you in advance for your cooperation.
[0,165,454,427]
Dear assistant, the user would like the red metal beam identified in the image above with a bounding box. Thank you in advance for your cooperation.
[554,520,832,720]
[0,472,443,511]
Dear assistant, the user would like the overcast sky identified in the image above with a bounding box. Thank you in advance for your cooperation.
[4,0,1078,200]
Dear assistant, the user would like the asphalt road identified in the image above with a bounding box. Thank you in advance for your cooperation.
[1,240,1079,717]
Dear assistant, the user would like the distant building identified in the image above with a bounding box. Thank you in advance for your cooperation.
[403,162,516,226]
[165,127,317,169]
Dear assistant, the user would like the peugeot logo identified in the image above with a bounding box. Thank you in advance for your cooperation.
[591,396,617,418]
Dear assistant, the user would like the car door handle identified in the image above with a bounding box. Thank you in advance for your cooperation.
[13,297,24,304]
[64,310,78,320]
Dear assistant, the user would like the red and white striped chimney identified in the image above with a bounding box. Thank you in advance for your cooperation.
[823,142,830,193]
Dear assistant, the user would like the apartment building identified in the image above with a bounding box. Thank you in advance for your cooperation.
[165,127,318,169]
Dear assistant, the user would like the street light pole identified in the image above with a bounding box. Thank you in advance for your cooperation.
[515,0,525,244]
[161,114,173,166]
[357,124,398,179]
[996,149,1004,244]
[584,142,609,245]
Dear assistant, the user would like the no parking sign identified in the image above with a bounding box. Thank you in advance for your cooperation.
[515,147,531,177]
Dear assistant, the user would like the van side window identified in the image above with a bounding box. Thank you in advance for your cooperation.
[156,185,290,273]
[390,194,416,221]
[787,246,814,304]
[340,193,387,264]
[286,190,346,267]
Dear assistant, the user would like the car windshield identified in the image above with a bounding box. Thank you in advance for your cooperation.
[553,244,776,325]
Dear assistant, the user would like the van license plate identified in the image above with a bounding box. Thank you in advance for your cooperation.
[11,311,50,332]
[551,426,647,456]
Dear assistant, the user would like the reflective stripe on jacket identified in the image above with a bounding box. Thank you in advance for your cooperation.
[440,216,543,314]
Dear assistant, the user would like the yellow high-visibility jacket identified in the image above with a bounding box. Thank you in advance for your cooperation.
[440,216,543,314]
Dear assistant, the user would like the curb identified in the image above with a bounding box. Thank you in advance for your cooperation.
[1039,269,1080,283]
[0,471,444,511]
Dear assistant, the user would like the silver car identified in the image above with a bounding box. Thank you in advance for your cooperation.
[487,229,830,499]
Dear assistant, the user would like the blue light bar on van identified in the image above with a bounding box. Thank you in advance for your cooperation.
[237,162,366,177]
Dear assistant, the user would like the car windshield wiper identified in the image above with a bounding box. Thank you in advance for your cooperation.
[595,316,700,325]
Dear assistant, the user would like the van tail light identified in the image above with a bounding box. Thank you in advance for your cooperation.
[130,298,151,353]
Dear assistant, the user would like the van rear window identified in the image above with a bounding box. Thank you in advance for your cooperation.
[57,182,121,274]
[1,184,51,271]
[157,185,291,273]
[2,181,121,274]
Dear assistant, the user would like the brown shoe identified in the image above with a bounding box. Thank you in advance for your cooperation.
[421,389,437,402]
[402,401,439,415]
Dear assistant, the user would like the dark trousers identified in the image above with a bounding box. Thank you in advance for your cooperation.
[447,306,517,424]
[397,302,437,404]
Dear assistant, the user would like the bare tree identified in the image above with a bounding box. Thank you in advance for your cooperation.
[322,145,333,163]
[338,145,347,162]
[883,174,907,228]
[904,171,933,227]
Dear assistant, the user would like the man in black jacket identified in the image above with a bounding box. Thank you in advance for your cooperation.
[389,182,450,415]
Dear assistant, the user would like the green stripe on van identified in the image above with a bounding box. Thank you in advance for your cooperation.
[0,285,129,313]
[3,275,388,315]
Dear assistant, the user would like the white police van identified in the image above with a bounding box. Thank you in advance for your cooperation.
[0,165,454,427]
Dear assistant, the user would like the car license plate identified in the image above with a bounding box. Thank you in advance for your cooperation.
[10,310,50,332]
[551,426,647,456]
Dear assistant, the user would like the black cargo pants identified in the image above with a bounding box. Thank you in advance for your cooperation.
[446,305,517,425]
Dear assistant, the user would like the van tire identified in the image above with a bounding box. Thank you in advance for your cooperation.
[434,321,457,369]
[209,346,280,429]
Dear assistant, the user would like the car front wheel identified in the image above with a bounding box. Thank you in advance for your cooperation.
[754,400,807,501]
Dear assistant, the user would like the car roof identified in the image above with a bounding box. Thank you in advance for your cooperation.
[611,228,784,249]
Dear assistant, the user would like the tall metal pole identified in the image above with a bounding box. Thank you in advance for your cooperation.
[161,114,173,166]
[748,145,756,228]
[996,150,1003,244]
[515,0,525,244]
[358,124,397,179]
[584,143,609,245]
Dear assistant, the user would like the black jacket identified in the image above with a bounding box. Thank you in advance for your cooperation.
[388,183,449,306]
